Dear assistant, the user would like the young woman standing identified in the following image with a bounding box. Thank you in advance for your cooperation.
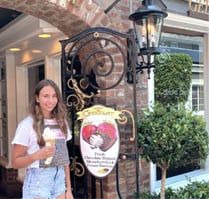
[12,79,74,199]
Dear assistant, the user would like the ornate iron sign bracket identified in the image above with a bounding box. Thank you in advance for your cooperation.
[60,27,139,199]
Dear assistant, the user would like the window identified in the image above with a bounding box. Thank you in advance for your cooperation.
[160,33,204,116]
[156,32,204,180]
[192,85,204,111]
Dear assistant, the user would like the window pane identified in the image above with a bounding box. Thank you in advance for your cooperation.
[192,85,204,111]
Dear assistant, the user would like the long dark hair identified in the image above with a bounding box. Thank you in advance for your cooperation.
[29,79,69,146]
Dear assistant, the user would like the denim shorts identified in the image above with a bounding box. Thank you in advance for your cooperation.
[23,166,66,199]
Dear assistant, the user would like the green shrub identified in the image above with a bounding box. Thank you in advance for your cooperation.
[177,180,209,199]
[134,191,158,199]
[135,181,209,199]
[154,53,192,106]
[134,187,178,199]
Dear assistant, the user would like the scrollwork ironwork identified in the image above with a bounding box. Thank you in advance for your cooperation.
[66,78,94,111]
[61,27,135,111]
[117,109,135,141]
[61,27,135,91]
[70,156,85,177]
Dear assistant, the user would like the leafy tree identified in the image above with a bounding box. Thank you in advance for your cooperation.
[137,53,209,199]
[138,104,209,199]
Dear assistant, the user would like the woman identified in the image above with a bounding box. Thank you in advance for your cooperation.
[12,79,74,199]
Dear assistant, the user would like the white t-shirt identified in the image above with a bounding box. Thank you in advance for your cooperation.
[12,115,72,168]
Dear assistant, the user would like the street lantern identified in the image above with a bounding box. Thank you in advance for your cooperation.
[128,0,168,79]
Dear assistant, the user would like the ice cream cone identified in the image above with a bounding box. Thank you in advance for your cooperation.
[43,127,56,165]
[45,139,55,164]
[45,139,55,147]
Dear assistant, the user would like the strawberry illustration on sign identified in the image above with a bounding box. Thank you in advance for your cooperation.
[81,121,117,151]
[97,122,117,139]
[77,105,121,178]
[81,124,97,143]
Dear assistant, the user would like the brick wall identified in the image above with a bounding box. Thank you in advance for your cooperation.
[0,165,22,197]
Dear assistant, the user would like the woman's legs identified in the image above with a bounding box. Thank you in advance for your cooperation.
[23,167,66,199]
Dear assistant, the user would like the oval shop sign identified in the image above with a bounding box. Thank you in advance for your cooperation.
[77,105,121,178]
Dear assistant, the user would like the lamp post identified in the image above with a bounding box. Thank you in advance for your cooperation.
[128,0,168,80]
[128,1,167,198]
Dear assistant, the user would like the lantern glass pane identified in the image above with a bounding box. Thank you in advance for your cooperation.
[134,15,164,54]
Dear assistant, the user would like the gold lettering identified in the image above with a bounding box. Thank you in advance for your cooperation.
[189,0,209,14]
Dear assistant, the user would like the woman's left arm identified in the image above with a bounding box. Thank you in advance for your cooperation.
[64,165,74,199]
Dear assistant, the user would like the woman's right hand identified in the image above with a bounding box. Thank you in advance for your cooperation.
[36,145,55,160]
